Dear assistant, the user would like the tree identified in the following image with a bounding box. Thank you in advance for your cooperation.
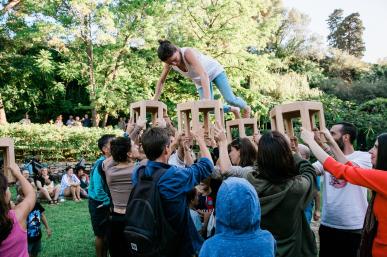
[327,9,344,48]
[327,9,365,58]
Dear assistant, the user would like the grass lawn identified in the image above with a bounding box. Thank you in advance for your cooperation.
[10,186,96,257]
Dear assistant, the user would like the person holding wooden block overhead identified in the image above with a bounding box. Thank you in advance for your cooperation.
[154,40,251,119]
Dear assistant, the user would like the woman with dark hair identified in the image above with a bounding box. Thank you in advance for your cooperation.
[154,40,251,118]
[302,129,387,257]
[0,164,36,257]
[214,125,318,257]
[228,138,257,167]
[103,136,140,257]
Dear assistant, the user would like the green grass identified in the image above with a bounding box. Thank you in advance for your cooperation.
[10,186,96,257]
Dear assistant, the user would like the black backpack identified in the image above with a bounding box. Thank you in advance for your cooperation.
[123,166,177,257]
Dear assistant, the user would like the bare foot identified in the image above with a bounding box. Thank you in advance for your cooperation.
[230,106,241,119]
[242,106,251,118]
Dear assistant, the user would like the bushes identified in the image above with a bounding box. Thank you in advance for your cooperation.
[316,96,387,150]
[0,124,122,161]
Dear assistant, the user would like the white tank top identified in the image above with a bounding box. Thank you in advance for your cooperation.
[171,47,224,89]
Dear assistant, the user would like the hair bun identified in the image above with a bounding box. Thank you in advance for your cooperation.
[158,39,171,45]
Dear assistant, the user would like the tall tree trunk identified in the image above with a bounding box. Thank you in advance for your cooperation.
[101,113,109,128]
[84,15,98,127]
[0,98,7,125]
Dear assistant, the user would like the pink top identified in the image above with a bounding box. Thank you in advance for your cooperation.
[0,210,28,257]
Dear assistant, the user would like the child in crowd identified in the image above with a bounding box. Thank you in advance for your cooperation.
[17,191,52,257]
[196,178,215,211]
[187,187,213,239]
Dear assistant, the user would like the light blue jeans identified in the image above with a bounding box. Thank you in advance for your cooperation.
[197,71,247,113]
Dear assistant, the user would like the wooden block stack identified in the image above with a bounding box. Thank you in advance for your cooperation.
[226,118,259,143]
[269,101,326,137]
[0,137,16,183]
[130,100,167,128]
[177,100,224,142]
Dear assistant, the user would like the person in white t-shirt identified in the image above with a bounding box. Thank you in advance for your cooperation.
[313,122,372,257]
[154,40,251,118]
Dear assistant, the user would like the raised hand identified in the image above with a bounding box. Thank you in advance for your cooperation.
[212,122,227,143]
[155,118,167,128]
[300,128,315,145]
[136,116,147,129]
[9,163,22,178]
[321,128,335,145]
[253,132,261,145]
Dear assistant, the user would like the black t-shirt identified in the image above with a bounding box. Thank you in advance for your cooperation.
[27,202,45,242]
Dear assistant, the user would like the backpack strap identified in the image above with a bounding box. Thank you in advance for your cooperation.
[137,165,169,184]
[97,160,113,209]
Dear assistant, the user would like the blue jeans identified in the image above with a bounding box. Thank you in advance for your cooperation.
[197,72,247,113]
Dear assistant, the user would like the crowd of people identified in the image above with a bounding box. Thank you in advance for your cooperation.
[1,114,387,257]
[1,39,386,257]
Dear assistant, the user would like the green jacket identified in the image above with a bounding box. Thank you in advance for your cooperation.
[222,155,318,257]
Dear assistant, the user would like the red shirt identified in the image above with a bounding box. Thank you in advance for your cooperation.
[324,157,387,257]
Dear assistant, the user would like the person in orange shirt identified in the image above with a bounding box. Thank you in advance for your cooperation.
[301,128,387,257]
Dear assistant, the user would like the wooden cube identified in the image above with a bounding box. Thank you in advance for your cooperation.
[0,138,16,183]
[226,118,259,143]
[177,100,224,142]
[269,101,326,137]
[130,100,167,128]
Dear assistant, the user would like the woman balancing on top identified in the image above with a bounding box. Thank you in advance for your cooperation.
[154,40,251,118]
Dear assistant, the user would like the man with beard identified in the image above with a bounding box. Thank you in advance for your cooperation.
[313,122,371,257]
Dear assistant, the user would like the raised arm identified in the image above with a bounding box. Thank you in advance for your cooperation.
[184,49,211,99]
[154,63,171,101]
[11,164,36,229]
[323,157,387,198]
[213,122,232,173]
[191,128,213,164]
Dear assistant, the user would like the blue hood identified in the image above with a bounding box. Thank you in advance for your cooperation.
[216,177,261,235]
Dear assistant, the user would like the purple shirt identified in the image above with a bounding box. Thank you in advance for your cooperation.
[0,210,28,257]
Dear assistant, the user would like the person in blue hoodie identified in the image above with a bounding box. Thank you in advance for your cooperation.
[199,177,276,257]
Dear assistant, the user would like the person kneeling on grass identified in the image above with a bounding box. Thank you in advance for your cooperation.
[60,166,82,202]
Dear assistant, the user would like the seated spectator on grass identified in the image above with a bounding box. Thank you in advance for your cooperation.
[0,164,36,257]
[60,166,82,202]
[35,167,61,204]
[199,177,276,257]
[103,136,140,257]
[16,169,36,204]
[75,166,89,198]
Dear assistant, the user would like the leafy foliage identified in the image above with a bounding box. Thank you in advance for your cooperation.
[0,124,122,161]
